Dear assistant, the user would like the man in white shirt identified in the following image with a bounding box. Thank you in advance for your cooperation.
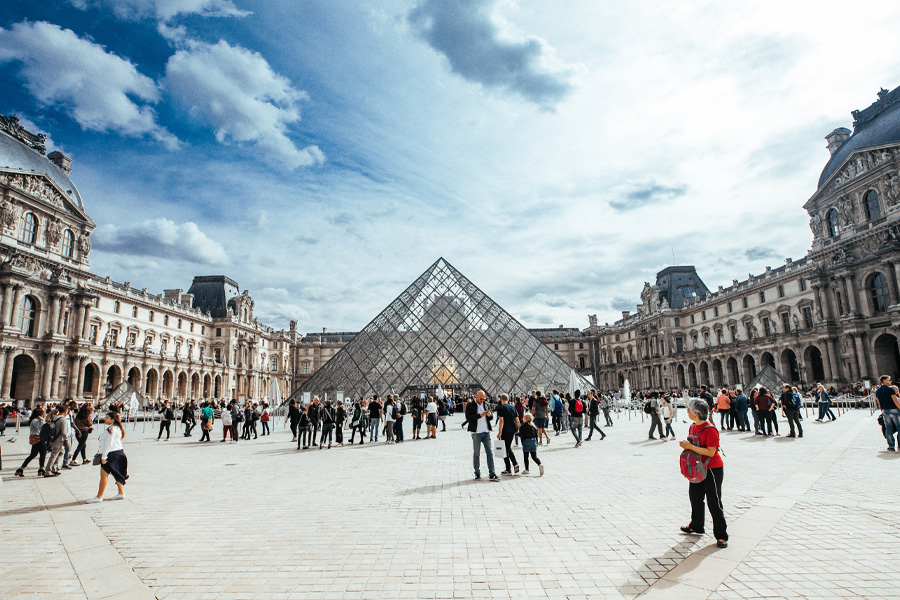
[425,398,438,439]
[464,390,497,481]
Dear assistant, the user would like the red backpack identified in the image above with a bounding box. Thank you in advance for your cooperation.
[679,423,712,483]
[575,399,583,413]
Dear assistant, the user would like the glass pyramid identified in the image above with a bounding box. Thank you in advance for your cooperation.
[292,258,593,401]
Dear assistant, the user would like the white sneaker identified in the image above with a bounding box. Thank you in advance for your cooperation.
[539,464,545,476]
[85,497,103,504]
[110,494,126,501]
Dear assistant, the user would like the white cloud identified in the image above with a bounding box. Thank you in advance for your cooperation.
[164,39,325,169]
[93,218,228,265]
[0,21,177,147]
[68,0,249,21]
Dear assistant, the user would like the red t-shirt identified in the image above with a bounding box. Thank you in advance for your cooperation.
[690,423,723,469]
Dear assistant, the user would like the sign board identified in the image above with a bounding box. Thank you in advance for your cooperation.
[336,391,344,403]
[238,393,246,406]
[302,392,311,405]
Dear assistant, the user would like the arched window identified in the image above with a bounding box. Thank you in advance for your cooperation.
[62,229,74,257]
[21,212,38,244]
[827,208,839,237]
[870,273,890,313]
[864,190,881,220]
[19,296,37,337]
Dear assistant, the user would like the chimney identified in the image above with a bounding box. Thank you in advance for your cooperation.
[47,151,72,174]
[163,289,183,304]
[322,327,327,334]
[622,311,630,320]
[825,127,850,156]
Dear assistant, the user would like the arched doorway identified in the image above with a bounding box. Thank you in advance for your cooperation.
[83,363,100,399]
[676,364,686,389]
[688,363,698,388]
[742,355,757,382]
[803,346,826,382]
[761,352,776,369]
[9,354,36,406]
[214,374,222,398]
[190,373,200,399]
[726,357,739,386]
[781,349,800,382]
[106,365,122,391]
[145,368,159,399]
[203,374,211,398]
[127,367,141,390]
[699,361,710,386]
[162,370,174,398]
[874,334,900,381]
[712,359,724,388]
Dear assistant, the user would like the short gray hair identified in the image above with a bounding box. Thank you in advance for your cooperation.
[687,398,709,421]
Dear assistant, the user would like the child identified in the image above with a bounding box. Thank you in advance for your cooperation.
[297,407,311,450]
[519,413,544,476]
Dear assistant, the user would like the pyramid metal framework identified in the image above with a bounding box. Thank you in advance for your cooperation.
[292,258,592,401]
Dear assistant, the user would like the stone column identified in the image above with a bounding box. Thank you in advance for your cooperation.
[75,356,86,400]
[824,338,841,382]
[0,347,8,398]
[40,352,53,400]
[81,302,92,339]
[844,275,860,315]
[850,333,867,380]
[56,300,67,335]
[47,295,60,337]
[854,332,872,380]
[51,353,63,399]
[885,262,900,306]
[72,303,84,341]
[820,339,834,381]
[0,284,7,328]
[8,284,22,330]
[2,349,15,400]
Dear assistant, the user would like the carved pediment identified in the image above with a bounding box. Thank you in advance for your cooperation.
[824,147,900,196]
[0,171,91,224]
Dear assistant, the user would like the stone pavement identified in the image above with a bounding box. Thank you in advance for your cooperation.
[1,407,897,600]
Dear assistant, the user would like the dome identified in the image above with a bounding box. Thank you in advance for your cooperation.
[818,85,900,189]
[0,116,84,211]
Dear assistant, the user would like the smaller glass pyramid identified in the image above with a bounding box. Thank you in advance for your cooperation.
[292,258,592,400]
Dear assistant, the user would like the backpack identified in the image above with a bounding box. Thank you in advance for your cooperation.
[48,417,64,444]
[165,408,175,421]
[233,407,244,422]
[679,424,712,483]
[552,397,563,414]
[643,401,654,415]
[575,399,583,413]
[39,421,54,445]
[790,392,803,409]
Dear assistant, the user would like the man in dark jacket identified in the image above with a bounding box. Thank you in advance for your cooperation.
[585,391,606,441]
[465,390,497,481]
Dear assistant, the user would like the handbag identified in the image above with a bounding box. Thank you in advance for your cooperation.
[92,453,102,466]
[29,434,40,445]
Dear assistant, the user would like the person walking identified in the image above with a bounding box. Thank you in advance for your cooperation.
[496,394,520,475]
[519,412,544,476]
[85,412,128,504]
[568,390,586,447]
[46,405,71,475]
[715,390,731,431]
[307,397,321,443]
[260,403,270,436]
[411,400,423,440]
[71,404,92,465]
[182,402,196,437]
[875,376,900,451]
[647,392,664,440]
[679,399,728,548]
[157,401,173,441]
[15,407,47,478]
[199,403,214,442]
[220,402,234,442]
[230,400,242,442]
[367,397,382,442]
[585,392,606,441]
[815,383,837,421]
[661,396,676,440]
[780,384,803,438]
[287,399,300,441]
[466,390,498,481]
[437,398,448,432]
[319,401,335,449]
[748,388,761,435]
[602,393,614,427]
[350,401,366,444]
[297,405,311,449]
[550,390,563,435]
[532,391,550,445]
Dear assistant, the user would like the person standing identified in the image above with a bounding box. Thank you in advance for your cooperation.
[411,400,423,440]
[287,399,300,442]
[585,392,606,441]
[466,390,498,481]
[319,401,335,449]
[308,397,321,444]
[661,396,676,441]
[425,397,439,439]
[647,392,664,440]
[734,390,750,432]
[519,412,544,476]
[437,398,448,432]
[393,396,405,443]
[550,390,563,435]
[350,401,366,444]
[15,407,47,478]
[85,412,128,504]
[679,399,728,548]
[496,394,520,475]
[715,390,731,431]
[230,400,242,443]
[875,376,900,451]
[182,402,196,438]
[334,401,345,447]
[815,383,837,421]
[532,391,550,445]
[220,402,234,442]
[780,384,803,438]
[568,390,586,447]
[200,403,214,442]
[383,398,395,444]
[157,401,173,441]
[601,393,614,427]
[71,404,92,465]
[367,397,382,442]
[755,387,775,437]
[260,403,270,436]
[699,385,714,412]
[748,389,761,435]
[297,406,311,449]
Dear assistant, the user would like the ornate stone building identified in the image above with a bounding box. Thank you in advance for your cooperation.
[587,85,900,391]
[0,115,306,407]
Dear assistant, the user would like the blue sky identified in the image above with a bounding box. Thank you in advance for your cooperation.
[2,1,900,332]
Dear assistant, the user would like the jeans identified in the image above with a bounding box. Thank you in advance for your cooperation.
[552,413,562,433]
[570,417,583,443]
[883,408,900,449]
[501,432,518,471]
[385,420,395,442]
[688,466,727,541]
[298,428,310,447]
[471,432,495,476]
[231,423,239,441]
[648,413,664,438]
[184,421,194,436]
[603,407,613,426]
[320,422,333,445]
[760,411,774,435]
[261,421,270,435]
[586,415,604,439]
[785,409,803,436]
[819,403,836,420]
[158,420,171,439]
[72,429,88,462]
[664,420,675,438]
[718,411,730,430]
[737,410,750,431]
[395,417,404,442]
[369,419,380,441]
[751,409,760,433]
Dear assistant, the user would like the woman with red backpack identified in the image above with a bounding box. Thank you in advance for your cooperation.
[679,398,728,549]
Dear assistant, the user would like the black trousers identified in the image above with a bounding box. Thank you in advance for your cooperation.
[502,433,518,470]
[586,415,604,439]
[200,427,210,442]
[298,428,310,448]
[310,423,320,444]
[552,414,561,432]
[760,411,774,435]
[289,422,298,438]
[523,450,541,470]
[20,443,46,470]
[785,409,803,436]
[158,420,171,439]
[72,429,88,461]
[648,413,664,438]
[231,423,239,441]
[335,422,343,444]
[689,466,727,541]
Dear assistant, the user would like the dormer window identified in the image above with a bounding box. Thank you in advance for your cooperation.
[827,208,839,237]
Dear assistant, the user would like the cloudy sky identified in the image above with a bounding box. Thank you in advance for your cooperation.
[2,1,900,332]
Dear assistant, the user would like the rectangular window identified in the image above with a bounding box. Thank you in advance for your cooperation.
[110,329,119,347]
[164,315,169,326]
[778,284,785,298]
[216,328,221,337]
[745,323,753,338]
[835,291,844,315]
[128,332,136,347]
[717,330,724,344]
[674,317,680,327]
[554,343,559,350]
[190,323,194,332]
[214,348,221,362]
[615,351,623,363]
[714,306,719,317]
[90,324,98,344]
[579,342,584,349]
[690,314,695,324]
[114,301,120,314]
[62,311,69,336]
[800,278,807,292]
[742,297,748,309]
[682,286,697,299]
[728,301,733,313]
[132,306,138,318]
[759,291,766,303]
[303,363,310,375]
[701,310,706,320]
[781,313,791,333]
[803,306,813,328]
[615,334,620,342]
[762,317,771,336]
[675,337,684,353]
[730,325,738,341]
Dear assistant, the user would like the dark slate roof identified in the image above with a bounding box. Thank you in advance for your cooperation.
[0,127,84,210]
[819,85,900,188]
[655,266,709,309]
[529,328,584,339]
[301,332,359,343]
[187,276,240,318]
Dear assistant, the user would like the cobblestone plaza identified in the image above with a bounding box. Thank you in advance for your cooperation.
[2,408,896,600]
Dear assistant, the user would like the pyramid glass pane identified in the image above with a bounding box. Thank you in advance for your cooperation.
[291,258,593,401]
